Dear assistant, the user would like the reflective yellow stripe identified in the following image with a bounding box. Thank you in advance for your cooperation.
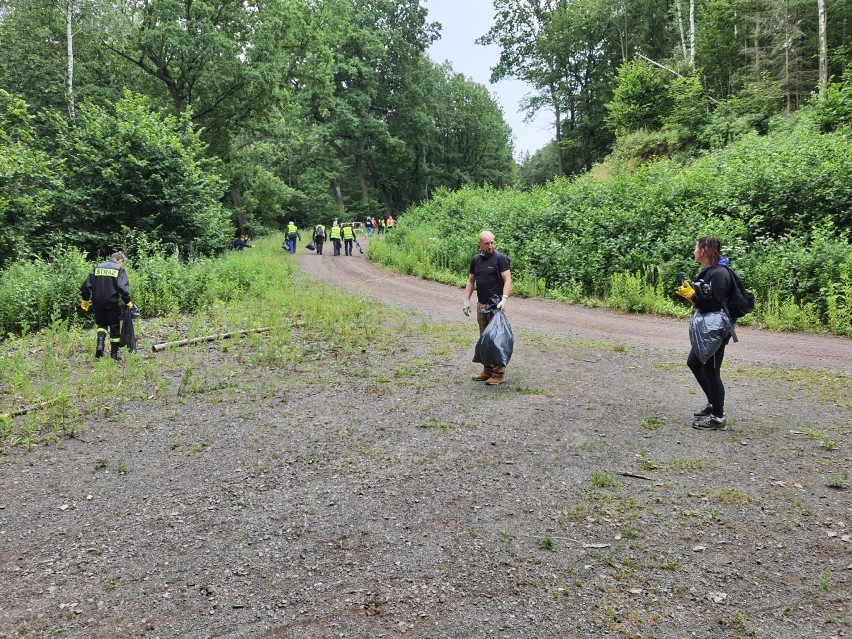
[94,268,119,277]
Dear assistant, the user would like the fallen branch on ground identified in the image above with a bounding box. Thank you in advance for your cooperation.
[616,471,654,481]
[1,398,57,420]
[151,327,271,352]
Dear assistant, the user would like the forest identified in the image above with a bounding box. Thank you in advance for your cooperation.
[0,0,851,334]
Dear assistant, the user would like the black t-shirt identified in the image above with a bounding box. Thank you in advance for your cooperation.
[470,251,510,304]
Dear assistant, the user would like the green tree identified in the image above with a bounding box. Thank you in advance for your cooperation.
[605,58,671,136]
[54,92,231,257]
[0,90,61,266]
[480,0,619,176]
[427,64,515,192]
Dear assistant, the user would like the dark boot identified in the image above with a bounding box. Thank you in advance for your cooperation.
[110,341,122,361]
[95,332,106,358]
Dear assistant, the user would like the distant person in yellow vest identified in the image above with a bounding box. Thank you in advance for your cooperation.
[342,223,356,256]
[329,221,342,256]
[286,221,301,254]
[386,215,395,230]
[378,218,386,235]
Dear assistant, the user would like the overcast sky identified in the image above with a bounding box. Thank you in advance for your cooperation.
[423,0,553,159]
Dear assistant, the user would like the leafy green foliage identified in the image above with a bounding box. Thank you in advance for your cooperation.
[0,236,291,338]
[606,59,671,136]
[373,118,852,334]
[0,90,61,266]
[55,92,231,258]
[0,247,90,336]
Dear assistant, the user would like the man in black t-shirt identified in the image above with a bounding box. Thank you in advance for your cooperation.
[463,230,512,385]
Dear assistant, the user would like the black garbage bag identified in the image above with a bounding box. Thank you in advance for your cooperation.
[688,308,731,364]
[119,305,139,353]
[306,241,316,251]
[355,240,364,254]
[473,305,513,368]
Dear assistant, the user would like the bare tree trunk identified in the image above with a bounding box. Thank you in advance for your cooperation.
[65,0,75,120]
[229,184,246,233]
[550,83,564,178]
[817,0,827,91]
[754,13,761,78]
[675,0,688,61]
[784,1,791,113]
[689,0,695,67]
[331,180,345,213]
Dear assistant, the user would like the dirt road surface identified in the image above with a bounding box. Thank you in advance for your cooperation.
[301,237,852,373]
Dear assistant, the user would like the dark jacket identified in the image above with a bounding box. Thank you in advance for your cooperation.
[81,260,131,306]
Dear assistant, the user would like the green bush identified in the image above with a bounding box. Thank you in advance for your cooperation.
[370,119,852,335]
[0,237,290,338]
[0,247,90,336]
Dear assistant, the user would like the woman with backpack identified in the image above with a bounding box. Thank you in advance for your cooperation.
[675,236,734,431]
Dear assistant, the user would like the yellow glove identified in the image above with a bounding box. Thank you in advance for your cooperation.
[675,281,695,302]
[126,301,134,310]
[80,299,90,312]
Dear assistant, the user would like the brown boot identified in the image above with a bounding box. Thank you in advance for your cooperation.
[472,368,492,381]
[485,371,505,385]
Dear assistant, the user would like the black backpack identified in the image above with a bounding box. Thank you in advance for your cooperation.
[720,266,755,320]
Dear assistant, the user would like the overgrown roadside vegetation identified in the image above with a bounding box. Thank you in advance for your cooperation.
[0,236,383,449]
[369,111,852,335]
[0,243,849,637]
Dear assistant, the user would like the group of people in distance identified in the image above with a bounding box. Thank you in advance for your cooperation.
[364,215,394,236]
[311,219,358,256]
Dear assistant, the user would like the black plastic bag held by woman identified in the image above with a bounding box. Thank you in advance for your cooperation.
[688,308,731,364]
[473,308,514,369]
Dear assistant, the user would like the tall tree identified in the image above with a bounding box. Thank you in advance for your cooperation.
[481,0,619,176]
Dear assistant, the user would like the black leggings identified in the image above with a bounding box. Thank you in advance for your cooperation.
[687,340,727,417]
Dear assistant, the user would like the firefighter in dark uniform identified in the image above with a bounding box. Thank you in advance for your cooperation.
[80,251,133,360]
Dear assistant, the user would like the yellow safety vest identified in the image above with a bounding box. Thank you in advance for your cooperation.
[330,226,341,240]
[287,223,298,234]
[342,226,354,240]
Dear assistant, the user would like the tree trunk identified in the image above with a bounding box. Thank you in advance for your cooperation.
[784,1,791,113]
[550,83,564,178]
[364,155,393,215]
[817,0,827,91]
[65,0,75,120]
[675,0,688,61]
[331,180,345,213]
[689,0,695,67]
[229,184,246,233]
[754,13,761,78]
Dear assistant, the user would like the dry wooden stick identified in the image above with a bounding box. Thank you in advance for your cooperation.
[616,471,654,481]
[151,327,271,352]
[1,398,57,420]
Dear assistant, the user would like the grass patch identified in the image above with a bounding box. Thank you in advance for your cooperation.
[589,470,619,488]
[641,417,664,430]
[704,487,752,505]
